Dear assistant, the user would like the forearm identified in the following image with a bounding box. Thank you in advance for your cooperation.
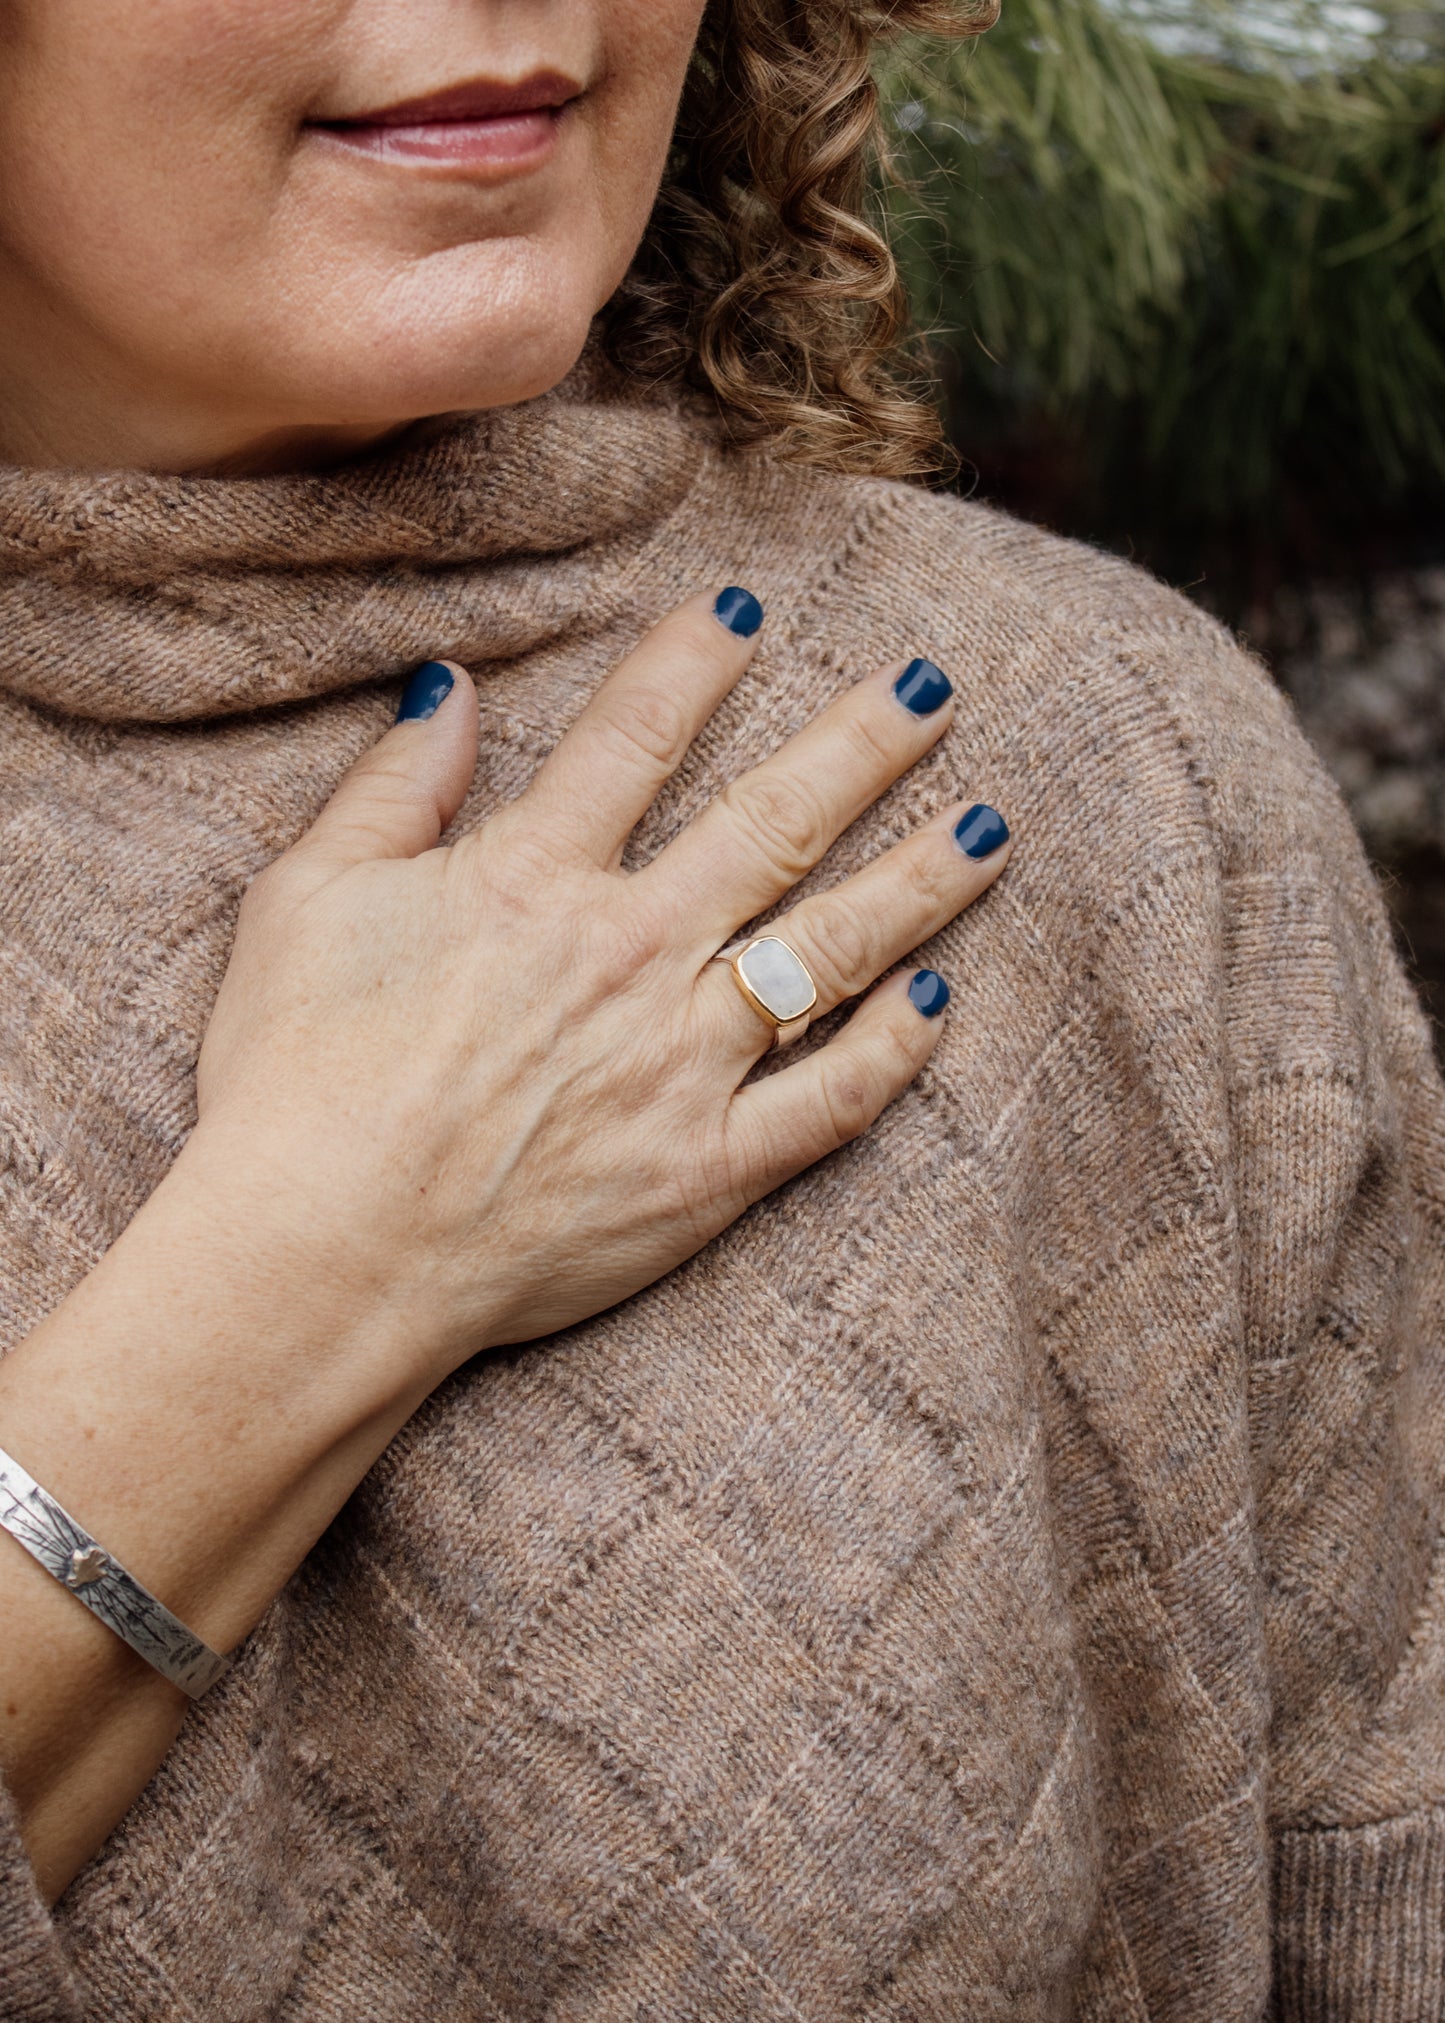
[0,1122,436,1904]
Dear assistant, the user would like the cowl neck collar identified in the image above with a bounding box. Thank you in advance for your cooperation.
[0,347,708,722]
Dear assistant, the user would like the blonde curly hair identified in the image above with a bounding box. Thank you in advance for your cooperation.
[601,0,997,480]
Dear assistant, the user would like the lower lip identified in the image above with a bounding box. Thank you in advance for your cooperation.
[316,108,562,171]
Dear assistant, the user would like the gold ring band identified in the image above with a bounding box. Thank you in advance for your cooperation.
[713,935,818,1048]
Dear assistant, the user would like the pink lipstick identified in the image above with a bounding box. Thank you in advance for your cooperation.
[312,70,582,172]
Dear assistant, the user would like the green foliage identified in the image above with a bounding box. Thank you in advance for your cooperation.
[883,1,1445,555]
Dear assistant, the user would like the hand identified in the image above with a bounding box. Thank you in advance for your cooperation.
[1,591,1010,1903]
[194,590,1012,1380]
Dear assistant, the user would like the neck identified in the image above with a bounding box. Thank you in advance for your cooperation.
[0,385,420,478]
[0,356,708,727]
[0,281,422,476]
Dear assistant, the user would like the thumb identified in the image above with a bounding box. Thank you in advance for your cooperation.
[300,661,480,871]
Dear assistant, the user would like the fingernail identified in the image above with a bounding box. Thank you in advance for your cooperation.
[908,969,950,1018]
[713,586,764,638]
[954,803,1010,859]
[395,661,454,723]
[893,657,953,716]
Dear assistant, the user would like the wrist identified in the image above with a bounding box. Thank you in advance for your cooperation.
[164,1111,454,1395]
[0,1120,447,1655]
[0,1122,450,1907]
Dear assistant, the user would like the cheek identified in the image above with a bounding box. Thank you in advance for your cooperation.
[0,0,710,417]
[561,0,707,299]
[0,0,337,294]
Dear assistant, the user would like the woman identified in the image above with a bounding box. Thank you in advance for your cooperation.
[0,0,1439,2015]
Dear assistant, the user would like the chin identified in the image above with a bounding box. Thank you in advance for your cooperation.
[443,315,596,414]
[261,243,610,430]
[347,326,592,426]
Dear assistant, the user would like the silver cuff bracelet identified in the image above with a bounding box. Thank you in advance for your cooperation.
[0,1443,231,1699]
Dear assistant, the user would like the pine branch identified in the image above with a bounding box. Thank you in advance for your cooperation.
[883,0,1445,534]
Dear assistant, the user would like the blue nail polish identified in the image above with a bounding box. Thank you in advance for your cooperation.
[954,803,1010,859]
[713,586,764,638]
[893,657,953,716]
[395,661,454,722]
[908,969,950,1018]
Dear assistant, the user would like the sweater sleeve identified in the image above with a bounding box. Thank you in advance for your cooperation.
[1202,634,1445,2019]
[0,1782,80,2021]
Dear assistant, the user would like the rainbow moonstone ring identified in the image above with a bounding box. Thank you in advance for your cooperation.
[714,935,818,1048]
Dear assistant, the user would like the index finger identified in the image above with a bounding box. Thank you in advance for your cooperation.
[522,586,765,867]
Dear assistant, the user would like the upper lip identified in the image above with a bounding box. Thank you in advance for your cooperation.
[320,69,583,128]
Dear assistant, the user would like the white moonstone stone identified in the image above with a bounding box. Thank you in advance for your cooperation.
[738,937,816,1021]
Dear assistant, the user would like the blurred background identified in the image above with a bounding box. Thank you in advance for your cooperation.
[883,0,1445,1037]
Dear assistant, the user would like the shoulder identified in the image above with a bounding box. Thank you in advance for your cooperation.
[726,458,1359,883]
[792,465,1313,801]
[718,456,1431,1079]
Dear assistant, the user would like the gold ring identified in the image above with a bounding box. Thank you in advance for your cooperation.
[713,935,818,1048]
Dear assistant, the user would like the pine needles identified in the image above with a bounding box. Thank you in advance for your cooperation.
[883,1,1445,567]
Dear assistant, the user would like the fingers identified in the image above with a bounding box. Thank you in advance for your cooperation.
[522,587,766,867]
[713,800,1011,1047]
[297,661,479,873]
[643,655,958,938]
[726,966,952,1193]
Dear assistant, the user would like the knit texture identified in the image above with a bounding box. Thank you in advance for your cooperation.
[0,354,1442,2019]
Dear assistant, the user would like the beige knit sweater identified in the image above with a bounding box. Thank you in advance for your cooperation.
[1,357,1442,2022]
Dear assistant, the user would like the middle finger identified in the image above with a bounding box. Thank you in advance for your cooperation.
[639,656,957,939]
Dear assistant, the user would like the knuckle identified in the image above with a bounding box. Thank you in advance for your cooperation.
[820,1062,880,1146]
[902,841,960,912]
[800,892,876,999]
[584,902,667,992]
[457,820,570,918]
[838,703,900,774]
[721,770,825,880]
[878,1013,925,1083]
[691,1122,754,1223]
[597,685,690,773]
[485,812,570,881]
[351,756,421,812]
[324,818,396,864]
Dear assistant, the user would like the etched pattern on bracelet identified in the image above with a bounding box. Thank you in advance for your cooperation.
[0,1445,231,1698]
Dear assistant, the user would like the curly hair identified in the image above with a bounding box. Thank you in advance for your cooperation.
[601,0,997,480]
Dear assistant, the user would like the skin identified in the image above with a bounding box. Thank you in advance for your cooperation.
[0,0,703,472]
[0,1,1014,1904]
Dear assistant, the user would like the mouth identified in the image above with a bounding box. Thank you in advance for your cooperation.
[309,69,584,172]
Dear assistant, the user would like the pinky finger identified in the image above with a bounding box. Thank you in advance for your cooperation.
[727,966,951,1197]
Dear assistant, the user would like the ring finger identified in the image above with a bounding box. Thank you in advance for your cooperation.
[705,799,1012,1056]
